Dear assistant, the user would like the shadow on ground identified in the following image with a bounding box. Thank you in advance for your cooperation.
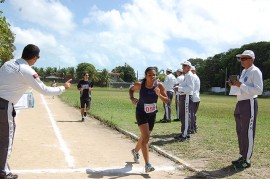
[86,162,151,179]
[184,165,246,178]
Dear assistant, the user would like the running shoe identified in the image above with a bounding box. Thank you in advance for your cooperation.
[82,117,85,122]
[84,112,87,117]
[145,163,155,173]
[131,149,140,163]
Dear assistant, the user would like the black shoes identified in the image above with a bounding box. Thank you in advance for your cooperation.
[174,134,190,142]
[0,173,18,179]
[82,117,85,122]
[160,119,171,123]
[84,112,87,117]
[232,157,251,169]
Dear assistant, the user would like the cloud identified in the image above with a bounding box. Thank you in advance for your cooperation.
[7,0,270,74]
[10,0,76,35]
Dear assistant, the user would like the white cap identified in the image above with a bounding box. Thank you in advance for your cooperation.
[166,68,172,73]
[236,50,255,59]
[181,61,192,67]
[177,68,183,72]
[191,66,196,71]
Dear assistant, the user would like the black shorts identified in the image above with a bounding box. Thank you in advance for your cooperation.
[80,98,91,108]
[136,113,156,131]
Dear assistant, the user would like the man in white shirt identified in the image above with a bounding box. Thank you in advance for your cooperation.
[229,50,263,170]
[174,61,194,141]
[0,44,72,179]
[161,69,176,123]
[190,66,200,134]
[174,69,184,121]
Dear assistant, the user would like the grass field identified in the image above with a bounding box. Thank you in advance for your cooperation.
[60,86,270,178]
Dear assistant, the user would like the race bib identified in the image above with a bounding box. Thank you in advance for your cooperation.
[144,103,157,113]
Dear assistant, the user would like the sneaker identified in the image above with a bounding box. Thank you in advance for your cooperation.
[173,118,180,121]
[131,149,140,163]
[82,117,85,122]
[145,163,155,173]
[0,173,18,179]
[84,112,87,117]
[233,159,251,169]
[174,134,190,142]
[231,156,244,165]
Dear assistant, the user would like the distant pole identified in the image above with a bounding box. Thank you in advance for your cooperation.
[225,67,227,95]
[137,70,138,81]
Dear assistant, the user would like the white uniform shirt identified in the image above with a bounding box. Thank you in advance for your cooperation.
[0,58,65,104]
[237,64,263,101]
[175,74,184,95]
[177,71,194,96]
[192,74,200,102]
[164,73,176,92]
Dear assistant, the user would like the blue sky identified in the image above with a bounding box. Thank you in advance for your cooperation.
[1,0,270,78]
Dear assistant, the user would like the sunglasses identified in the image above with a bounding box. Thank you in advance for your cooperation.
[237,57,251,62]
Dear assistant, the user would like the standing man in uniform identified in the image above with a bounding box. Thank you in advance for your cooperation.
[0,44,72,179]
[189,66,200,134]
[77,72,93,122]
[161,69,176,123]
[229,50,263,169]
[174,61,194,141]
[174,69,184,121]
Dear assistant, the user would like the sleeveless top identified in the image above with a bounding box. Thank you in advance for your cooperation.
[136,79,158,115]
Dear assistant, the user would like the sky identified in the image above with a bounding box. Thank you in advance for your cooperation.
[1,0,270,78]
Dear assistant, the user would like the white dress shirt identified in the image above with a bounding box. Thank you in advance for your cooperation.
[177,71,194,95]
[0,58,65,104]
[164,73,176,92]
[192,74,200,102]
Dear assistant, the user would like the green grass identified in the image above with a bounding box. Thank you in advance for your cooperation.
[60,86,270,178]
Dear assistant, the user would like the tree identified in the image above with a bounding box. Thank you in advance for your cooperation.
[0,0,16,66]
[76,63,97,80]
[112,63,136,82]
[96,69,109,87]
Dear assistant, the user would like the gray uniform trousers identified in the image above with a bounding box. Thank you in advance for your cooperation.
[234,98,258,161]
[163,91,174,120]
[175,94,181,119]
[190,101,200,132]
[179,95,192,137]
[0,97,16,175]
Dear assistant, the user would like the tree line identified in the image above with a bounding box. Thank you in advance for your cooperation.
[1,0,269,92]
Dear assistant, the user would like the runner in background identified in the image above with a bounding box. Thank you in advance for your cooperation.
[129,67,168,173]
[77,73,93,122]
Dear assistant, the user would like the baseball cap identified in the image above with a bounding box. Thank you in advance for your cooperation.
[236,50,255,59]
[166,68,172,73]
[191,66,196,71]
[181,61,192,67]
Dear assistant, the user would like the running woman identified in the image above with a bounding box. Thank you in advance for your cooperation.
[77,73,93,122]
[129,67,168,173]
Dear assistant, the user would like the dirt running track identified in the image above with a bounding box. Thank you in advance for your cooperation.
[9,91,190,179]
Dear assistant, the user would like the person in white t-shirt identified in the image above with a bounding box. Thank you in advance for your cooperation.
[174,69,184,121]
[189,66,200,134]
[161,68,176,123]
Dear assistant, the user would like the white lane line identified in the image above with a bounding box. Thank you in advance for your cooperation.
[40,94,75,168]
[13,165,182,174]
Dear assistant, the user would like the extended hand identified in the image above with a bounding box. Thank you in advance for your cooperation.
[64,79,72,89]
